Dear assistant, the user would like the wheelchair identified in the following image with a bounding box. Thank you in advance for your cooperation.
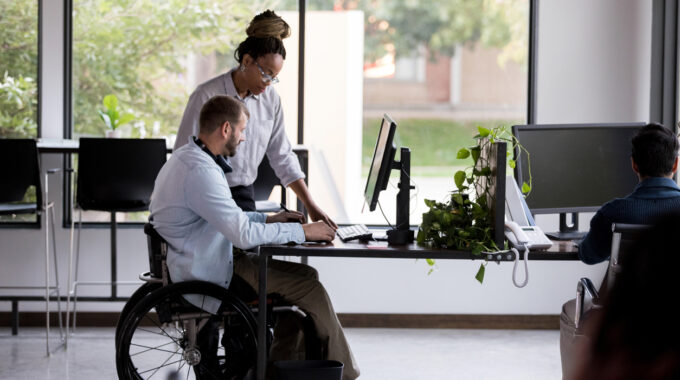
[115,223,318,379]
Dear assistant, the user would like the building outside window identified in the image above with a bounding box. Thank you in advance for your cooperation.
[277,0,529,225]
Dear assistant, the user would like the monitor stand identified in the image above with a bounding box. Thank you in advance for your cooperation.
[545,212,586,241]
[387,147,415,245]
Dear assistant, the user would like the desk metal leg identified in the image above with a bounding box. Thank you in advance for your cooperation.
[257,248,268,380]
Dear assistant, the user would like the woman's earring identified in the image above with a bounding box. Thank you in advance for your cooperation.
[240,65,246,72]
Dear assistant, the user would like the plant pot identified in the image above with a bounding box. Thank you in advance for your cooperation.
[106,129,122,138]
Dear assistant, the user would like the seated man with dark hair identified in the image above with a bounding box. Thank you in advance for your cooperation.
[149,95,359,380]
[562,123,680,378]
[578,123,680,264]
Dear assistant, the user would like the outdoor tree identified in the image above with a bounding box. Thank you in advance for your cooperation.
[279,0,528,66]
[0,0,39,138]
[72,0,277,137]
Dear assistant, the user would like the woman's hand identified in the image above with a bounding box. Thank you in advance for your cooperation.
[307,203,338,230]
[266,210,306,224]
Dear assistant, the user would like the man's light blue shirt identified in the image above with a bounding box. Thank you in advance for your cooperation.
[149,139,306,303]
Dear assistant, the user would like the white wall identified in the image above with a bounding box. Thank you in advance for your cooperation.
[0,0,652,315]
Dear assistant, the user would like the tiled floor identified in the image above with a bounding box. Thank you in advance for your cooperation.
[0,327,562,379]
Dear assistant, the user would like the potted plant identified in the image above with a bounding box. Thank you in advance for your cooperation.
[98,94,135,138]
[417,125,532,283]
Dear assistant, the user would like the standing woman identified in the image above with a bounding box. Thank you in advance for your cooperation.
[174,10,336,229]
[174,10,360,380]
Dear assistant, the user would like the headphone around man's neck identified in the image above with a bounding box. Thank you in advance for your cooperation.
[193,137,232,173]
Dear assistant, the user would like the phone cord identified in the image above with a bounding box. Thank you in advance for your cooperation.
[511,246,529,288]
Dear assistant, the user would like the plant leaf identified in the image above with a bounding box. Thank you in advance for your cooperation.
[522,182,531,194]
[456,148,470,159]
[118,113,135,127]
[454,170,466,190]
[477,126,491,137]
[475,263,486,284]
[470,146,481,164]
[98,110,112,129]
[508,159,516,169]
[103,94,118,110]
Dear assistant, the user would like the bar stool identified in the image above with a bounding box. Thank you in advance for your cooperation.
[66,138,166,339]
[0,138,64,355]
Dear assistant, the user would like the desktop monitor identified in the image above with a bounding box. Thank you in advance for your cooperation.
[363,114,414,244]
[364,114,397,212]
[513,123,644,237]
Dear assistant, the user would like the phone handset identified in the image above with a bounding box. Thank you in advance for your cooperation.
[505,221,530,247]
[505,221,530,288]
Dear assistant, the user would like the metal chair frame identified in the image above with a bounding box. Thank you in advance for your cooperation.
[0,139,64,355]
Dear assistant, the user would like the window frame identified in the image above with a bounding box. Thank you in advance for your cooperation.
[61,0,538,228]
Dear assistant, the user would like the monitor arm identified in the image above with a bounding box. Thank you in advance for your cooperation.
[387,147,415,245]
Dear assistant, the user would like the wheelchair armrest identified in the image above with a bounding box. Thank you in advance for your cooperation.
[575,277,601,329]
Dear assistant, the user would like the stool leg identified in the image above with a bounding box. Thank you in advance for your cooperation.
[50,208,64,339]
[66,206,75,346]
[73,210,82,333]
[45,206,50,356]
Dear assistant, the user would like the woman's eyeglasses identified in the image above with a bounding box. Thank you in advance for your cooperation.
[254,62,279,84]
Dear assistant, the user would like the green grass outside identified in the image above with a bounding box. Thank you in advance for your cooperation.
[362,118,523,177]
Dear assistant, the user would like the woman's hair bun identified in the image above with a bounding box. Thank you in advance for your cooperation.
[246,10,291,40]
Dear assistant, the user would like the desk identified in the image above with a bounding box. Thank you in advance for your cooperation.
[254,237,579,379]
[36,138,173,153]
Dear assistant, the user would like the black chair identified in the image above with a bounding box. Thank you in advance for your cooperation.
[253,155,286,213]
[0,138,63,354]
[66,138,167,335]
[559,223,651,378]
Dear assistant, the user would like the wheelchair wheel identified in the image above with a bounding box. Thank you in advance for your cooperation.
[116,281,258,380]
[115,282,162,351]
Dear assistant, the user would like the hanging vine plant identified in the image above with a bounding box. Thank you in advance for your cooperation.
[416,125,532,283]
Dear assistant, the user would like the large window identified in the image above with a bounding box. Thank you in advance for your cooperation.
[70,0,299,223]
[1,0,40,224]
[289,0,530,225]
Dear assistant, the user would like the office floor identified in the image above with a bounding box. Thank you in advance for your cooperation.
[0,327,561,380]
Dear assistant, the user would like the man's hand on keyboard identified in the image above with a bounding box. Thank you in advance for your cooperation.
[266,210,306,224]
[303,221,336,242]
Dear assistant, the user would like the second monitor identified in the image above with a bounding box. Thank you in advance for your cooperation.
[513,123,644,239]
[364,114,414,245]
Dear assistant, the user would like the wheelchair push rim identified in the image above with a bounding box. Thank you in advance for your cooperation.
[116,281,258,380]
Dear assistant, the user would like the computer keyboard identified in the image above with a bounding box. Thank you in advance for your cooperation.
[336,224,373,242]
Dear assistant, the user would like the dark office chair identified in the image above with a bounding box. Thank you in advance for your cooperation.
[66,138,166,335]
[253,155,286,213]
[559,223,650,378]
[0,138,63,355]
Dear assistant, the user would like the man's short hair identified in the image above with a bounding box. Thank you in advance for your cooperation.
[199,95,249,134]
[631,123,679,177]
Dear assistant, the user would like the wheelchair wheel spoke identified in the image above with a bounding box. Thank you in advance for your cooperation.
[140,313,183,346]
[138,357,184,377]
[136,326,178,340]
[130,341,180,357]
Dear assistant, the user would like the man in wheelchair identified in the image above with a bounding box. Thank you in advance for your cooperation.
[146,95,359,379]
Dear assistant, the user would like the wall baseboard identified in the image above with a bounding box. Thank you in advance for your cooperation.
[0,312,559,330]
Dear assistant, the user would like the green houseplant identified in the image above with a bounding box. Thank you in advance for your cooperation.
[98,94,135,138]
[417,125,532,283]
